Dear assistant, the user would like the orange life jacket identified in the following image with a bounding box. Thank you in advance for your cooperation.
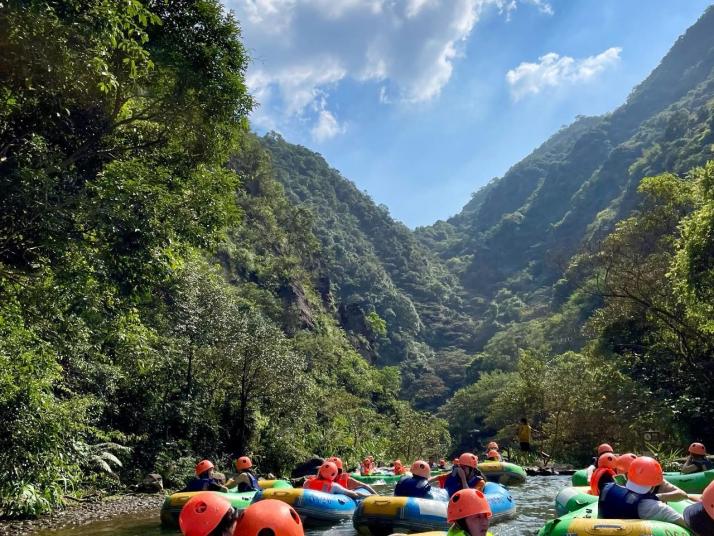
[590,467,616,496]
[304,478,334,493]
[336,472,350,488]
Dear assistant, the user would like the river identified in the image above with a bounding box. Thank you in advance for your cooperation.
[33,476,569,536]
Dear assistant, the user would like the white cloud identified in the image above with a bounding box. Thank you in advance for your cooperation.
[506,47,622,100]
[226,0,552,139]
[311,109,346,141]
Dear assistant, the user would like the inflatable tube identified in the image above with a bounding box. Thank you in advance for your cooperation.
[253,487,366,524]
[351,472,403,484]
[539,501,695,536]
[554,486,597,516]
[572,468,714,493]
[258,479,292,489]
[478,461,527,485]
[160,490,255,528]
[394,531,494,536]
[353,482,515,536]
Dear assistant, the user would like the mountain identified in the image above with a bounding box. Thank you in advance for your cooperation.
[417,5,714,304]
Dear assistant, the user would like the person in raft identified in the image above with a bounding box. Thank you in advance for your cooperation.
[447,488,493,536]
[326,456,377,494]
[445,453,485,498]
[598,456,688,528]
[683,443,713,474]
[185,460,228,492]
[486,450,500,462]
[438,458,448,470]
[179,492,239,536]
[394,460,434,499]
[485,442,503,461]
[393,459,407,475]
[226,456,260,492]
[590,452,618,496]
[586,443,615,482]
[303,461,363,499]
[360,457,375,476]
[684,480,714,536]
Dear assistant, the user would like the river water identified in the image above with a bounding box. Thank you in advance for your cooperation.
[34,476,569,536]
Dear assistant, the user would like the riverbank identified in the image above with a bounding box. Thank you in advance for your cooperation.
[0,494,165,535]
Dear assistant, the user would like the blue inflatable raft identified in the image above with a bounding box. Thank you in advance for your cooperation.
[253,486,369,525]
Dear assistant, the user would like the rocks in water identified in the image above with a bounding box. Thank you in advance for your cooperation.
[524,464,576,476]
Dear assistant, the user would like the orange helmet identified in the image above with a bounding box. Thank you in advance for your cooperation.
[410,460,431,479]
[486,450,500,461]
[179,492,232,536]
[702,481,714,519]
[689,442,706,456]
[318,461,338,481]
[597,453,617,469]
[487,441,499,450]
[195,459,214,476]
[597,443,614,455]
[235,456,252,471]
[328,456,344,470]
[458,452,478,469]
[447,489,492,522]
[627,456,663,489]
[233,499,303,536]
[616,453,637,474]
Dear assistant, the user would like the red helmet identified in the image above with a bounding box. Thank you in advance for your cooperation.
[327,456,344,470]
[487,441,499,450]
[410,460,431,479]
[598,453,617,470]
[702,481,714,519]
[458,452,478,469]
[616,453,637,474]
[179,492,231,536]
[447,489,492,522]
[195,459,214,476]
[597,443,614,455]
[235,456,252,471]
[233,499,303,536]
[627,456,663,489]
[486,450,500,461]
[689,442,706,456]
[318,461,338,481]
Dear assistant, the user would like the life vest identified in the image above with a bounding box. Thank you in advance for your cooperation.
[394,466,406,475]
[304,478,334,493]
[445,473,483,498]
[437,474,449,489]
[336,472,350,488]
[394,476,431,499]
[590,467,616,496]
[361,461,374,475]
[237,471,260,492]
[184,477,222,492]
[692,458,713,471]
[598,483,659,520]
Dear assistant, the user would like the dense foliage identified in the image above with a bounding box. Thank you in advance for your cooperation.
[0,0,448,518]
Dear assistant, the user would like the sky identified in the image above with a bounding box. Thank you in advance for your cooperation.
[224,0,713,228]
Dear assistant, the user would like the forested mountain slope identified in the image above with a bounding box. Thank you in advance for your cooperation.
[417,5,714,302]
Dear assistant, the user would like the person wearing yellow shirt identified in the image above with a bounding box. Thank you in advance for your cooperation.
[517,418,532,451]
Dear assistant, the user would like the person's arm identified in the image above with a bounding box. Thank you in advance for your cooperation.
[348,477,375,494]
[333,483,361,499]
[427,472,449,483]
[638,500,687,527]
[680,458,699,474]
[656,480,688,502]
[457,467,469,488]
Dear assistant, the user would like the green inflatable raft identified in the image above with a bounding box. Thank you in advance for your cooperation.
[539,500,695,536]
[351,472,403,484]
[571,468,714,493]
[478,461,527,485]
[160,479,292,528]
[554,486,597,516]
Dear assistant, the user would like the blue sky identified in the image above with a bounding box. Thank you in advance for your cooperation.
[225,0,712,227]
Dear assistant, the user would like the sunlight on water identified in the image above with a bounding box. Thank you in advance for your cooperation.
[34,476,570,536]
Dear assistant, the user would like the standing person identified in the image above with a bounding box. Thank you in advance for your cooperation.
[179,492,238,536]
[683,443,713,474]
[445,453,485,498]
[683,481,714,536]
[185,460,228,492]
[446,489,492,536]
[517,418,532,451]
[226,456,260,492]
